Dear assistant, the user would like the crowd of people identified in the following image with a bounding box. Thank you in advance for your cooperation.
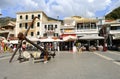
[75,42,104,53]
[0,41,16,53]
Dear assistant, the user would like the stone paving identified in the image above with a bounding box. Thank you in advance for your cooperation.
[0,51,120,79]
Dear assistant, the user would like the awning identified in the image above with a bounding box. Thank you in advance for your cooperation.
[40,38,63,42]
[10,40,18,44]
[27,37,40,41]
[0,36,5,41]
[2,40,8,43]
[78,36,104,40]
[61,34,76,37]
[63,35,77,41]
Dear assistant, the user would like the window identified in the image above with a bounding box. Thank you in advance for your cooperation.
[43,33,47,37]
[20,15,22,19]
[9,34,14,37]
[37,31,40,35]
[32,15,34,19]
[26,15,28,20]
[51,25,53,30]
[48,25,50,30]
[31,25,34,29]
[84,23,90,29]
[31,32,34,36]
[77,23,83,29]
[38,14,40,19]
[37,22,40,27]
[55,25,57,28]
[111,26,120,30]
[91,23,96,29]
[45,25,47,29]
[54,33,58,37]
[19,23,22,28]
[25,23,28,29]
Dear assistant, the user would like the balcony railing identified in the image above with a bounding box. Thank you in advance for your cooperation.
[75,29,98,33]
[110,30,120,34]
[45,30,55,33]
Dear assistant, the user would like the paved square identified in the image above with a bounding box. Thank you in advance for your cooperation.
[0,51,120,79]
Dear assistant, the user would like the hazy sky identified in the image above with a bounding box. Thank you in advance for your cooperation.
[0,0,120,19]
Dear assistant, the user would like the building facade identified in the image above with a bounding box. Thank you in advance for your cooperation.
[0,21,16,40]
[42,21,61,38]
[74,16,104,48]
[101,19,120,50]
[16,11,61,40]
[59,16,105,51]
[61,16,77,41]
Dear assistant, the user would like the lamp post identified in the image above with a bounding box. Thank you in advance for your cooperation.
[102,25,107,51]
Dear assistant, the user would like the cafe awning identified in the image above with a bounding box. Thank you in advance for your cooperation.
[63,35,77,41]
[78,36,104,40]
[9,40,18,44]
[40,38,63,42]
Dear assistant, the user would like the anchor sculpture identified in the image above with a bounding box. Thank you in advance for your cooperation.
[9,17,55,63]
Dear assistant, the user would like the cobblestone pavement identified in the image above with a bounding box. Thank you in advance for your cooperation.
[0,51,120,79]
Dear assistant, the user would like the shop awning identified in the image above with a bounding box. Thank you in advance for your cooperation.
[78,36,104,40]
[10,40,18,44]
[27,37,40,41]
[40,38,63,42]
[63,35,77,41]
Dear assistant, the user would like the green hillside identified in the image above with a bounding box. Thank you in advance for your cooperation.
[0,17,16,26]
[105,7,120,20]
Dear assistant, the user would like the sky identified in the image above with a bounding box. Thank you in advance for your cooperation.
[0,0,120,19]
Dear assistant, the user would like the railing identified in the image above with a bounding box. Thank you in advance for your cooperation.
[110,30,120,34]
[45,30,55,33]
[75,29,98,33]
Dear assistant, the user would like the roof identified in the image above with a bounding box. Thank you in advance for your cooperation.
[64,16,98,23]
[75,18,98,23]
[17,10,63,24]
[16,11,44,14]
[105,19,120,25]
[0,21,16,27]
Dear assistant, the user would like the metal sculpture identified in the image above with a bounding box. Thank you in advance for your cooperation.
[9,17,55,63]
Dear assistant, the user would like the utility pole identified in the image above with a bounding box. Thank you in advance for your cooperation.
[102,25,107,51]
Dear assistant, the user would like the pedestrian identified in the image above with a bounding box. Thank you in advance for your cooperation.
[13,45,17,52]
[73,45,77,53]
[43,44,48,63]
[22,43,26,51]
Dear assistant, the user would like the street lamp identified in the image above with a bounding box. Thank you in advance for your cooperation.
[102,25,107,51]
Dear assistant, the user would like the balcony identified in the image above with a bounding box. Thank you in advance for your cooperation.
[110,30,120,34]
[75,29,98,34]
[45,30,55,33]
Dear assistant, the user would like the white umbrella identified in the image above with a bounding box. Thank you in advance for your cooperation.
[9,40,18,44]
[63,35,77,41]
[2,40,8,43]
[27,37,40,41]
[40,38,54,42]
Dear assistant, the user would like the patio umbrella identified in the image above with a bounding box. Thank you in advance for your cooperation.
[2,40,8,43]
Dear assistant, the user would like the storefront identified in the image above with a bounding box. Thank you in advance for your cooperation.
[60,34,77,51]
